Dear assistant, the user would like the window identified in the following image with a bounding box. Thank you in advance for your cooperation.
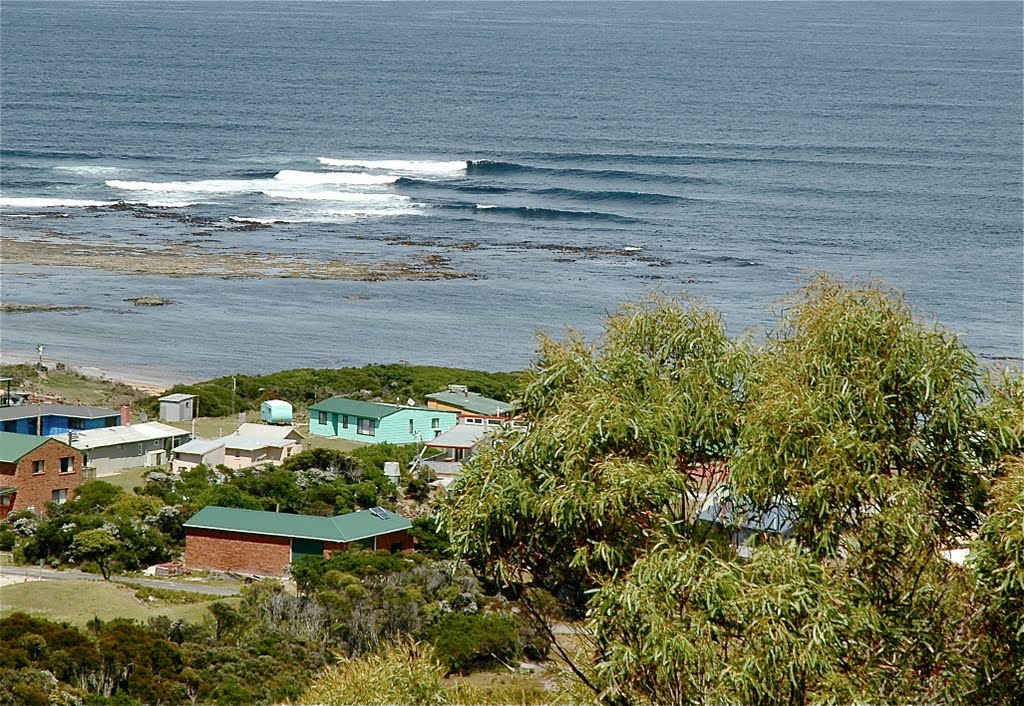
[59,457,74,474]
[357,418,375,436]
[431,418,440,429]
[2,421,15,433]
[409,419,415,435]
[0,495,12,507]
[68,417,84,430]
[342,415,348,429]
[318,411,328,425]
[51,488,68,505]
[137,444,144,456]
[32,460,44,474]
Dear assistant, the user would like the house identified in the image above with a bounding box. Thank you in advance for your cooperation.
[308,397,458,444]
[425,385,518,426]
[159,394,197,422]
[0,404,121,436]
[171,438,226,474]
[423,423,491,464]
[52,422,191,475]
[698,486,797,549]
[170,424,303,473]
[0,431,84,518]
[184,505,413,575]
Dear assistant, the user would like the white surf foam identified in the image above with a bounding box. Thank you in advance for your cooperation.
[54,165,125,176]
[262,190,410,203]
[0,197,115,208]
[107,178,259,194]
[317,157,466,174]
[273,170,398,186]
[475,204,498,209]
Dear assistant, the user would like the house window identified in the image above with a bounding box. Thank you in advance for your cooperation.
[32,460,44,474]
[51,488,68,505]
[0,495,11,507]
[68,417,84,430]
[431,418,440,429]
[342,415,348,429]
[357,418,375,436]
[137,444,144,456]
[2,421,16,433]
[318,411,328,425]
[409,419,415,435]
[59,457,74,474]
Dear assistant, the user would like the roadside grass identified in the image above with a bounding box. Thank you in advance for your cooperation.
[0,579,236,628]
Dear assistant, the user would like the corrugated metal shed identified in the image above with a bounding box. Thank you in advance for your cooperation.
[184,505,411,543]
[309,397,399,420]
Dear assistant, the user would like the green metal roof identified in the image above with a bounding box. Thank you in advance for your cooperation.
[0,431,50,463]
[309,397,399,420]
[183,505,411,543]
[425,390,514,416]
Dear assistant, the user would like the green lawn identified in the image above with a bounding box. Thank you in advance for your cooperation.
[0,580,235,628]
[96,466,151,492]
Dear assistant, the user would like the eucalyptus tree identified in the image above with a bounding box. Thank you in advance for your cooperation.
[441,276,1023,705]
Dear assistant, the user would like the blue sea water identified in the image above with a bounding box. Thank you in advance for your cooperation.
[1,1,1021,382]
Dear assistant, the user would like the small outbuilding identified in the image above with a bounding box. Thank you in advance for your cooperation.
[260,400,293,425]
[184,505,413,576]
[159,394,197,422]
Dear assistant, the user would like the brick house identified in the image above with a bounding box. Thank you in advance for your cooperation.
[183,505,413,576]
[0,431,85,519]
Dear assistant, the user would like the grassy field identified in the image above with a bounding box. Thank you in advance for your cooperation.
[96,466,151,492]
[0,579,235,628]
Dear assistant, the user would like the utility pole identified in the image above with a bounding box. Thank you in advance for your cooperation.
[36,344,44,371]
[231,376,236,418]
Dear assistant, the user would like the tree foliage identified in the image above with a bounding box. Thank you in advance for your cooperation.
[441,276,1024,704]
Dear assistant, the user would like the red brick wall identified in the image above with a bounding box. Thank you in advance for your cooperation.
[374,529,414,552]
[0,440,84,518]
[185,528,291,576]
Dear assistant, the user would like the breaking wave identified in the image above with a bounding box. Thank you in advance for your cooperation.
[0,197,118,208]
[318,157,466,174]
[456,203,636,223]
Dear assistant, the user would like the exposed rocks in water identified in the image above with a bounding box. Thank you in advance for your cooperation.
[124,296,175,307]
[0,303,92,313]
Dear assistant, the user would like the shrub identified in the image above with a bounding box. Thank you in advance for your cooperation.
[424,613,521,674]
[299,640,447,706]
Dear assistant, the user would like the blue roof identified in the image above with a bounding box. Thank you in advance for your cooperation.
[699,490,796,536]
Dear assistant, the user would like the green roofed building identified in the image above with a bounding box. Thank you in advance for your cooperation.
[0,431,84,519]
[308,396,458,444]
[183,505,413,575]
[425,385,516,418]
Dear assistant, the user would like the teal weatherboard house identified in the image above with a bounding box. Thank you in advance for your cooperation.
[308,397,458,444]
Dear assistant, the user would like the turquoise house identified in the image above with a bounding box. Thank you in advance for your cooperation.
[308,397,458,444]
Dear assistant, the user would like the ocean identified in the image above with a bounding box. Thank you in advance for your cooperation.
[1,1,1021,382]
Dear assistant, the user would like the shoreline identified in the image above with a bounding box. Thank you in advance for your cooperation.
[0,351,188,395]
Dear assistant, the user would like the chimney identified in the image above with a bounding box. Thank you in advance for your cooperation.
[120,406,131,426]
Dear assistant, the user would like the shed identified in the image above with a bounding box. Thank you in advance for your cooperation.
[260,400,293,425]
[159,394,197,422]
